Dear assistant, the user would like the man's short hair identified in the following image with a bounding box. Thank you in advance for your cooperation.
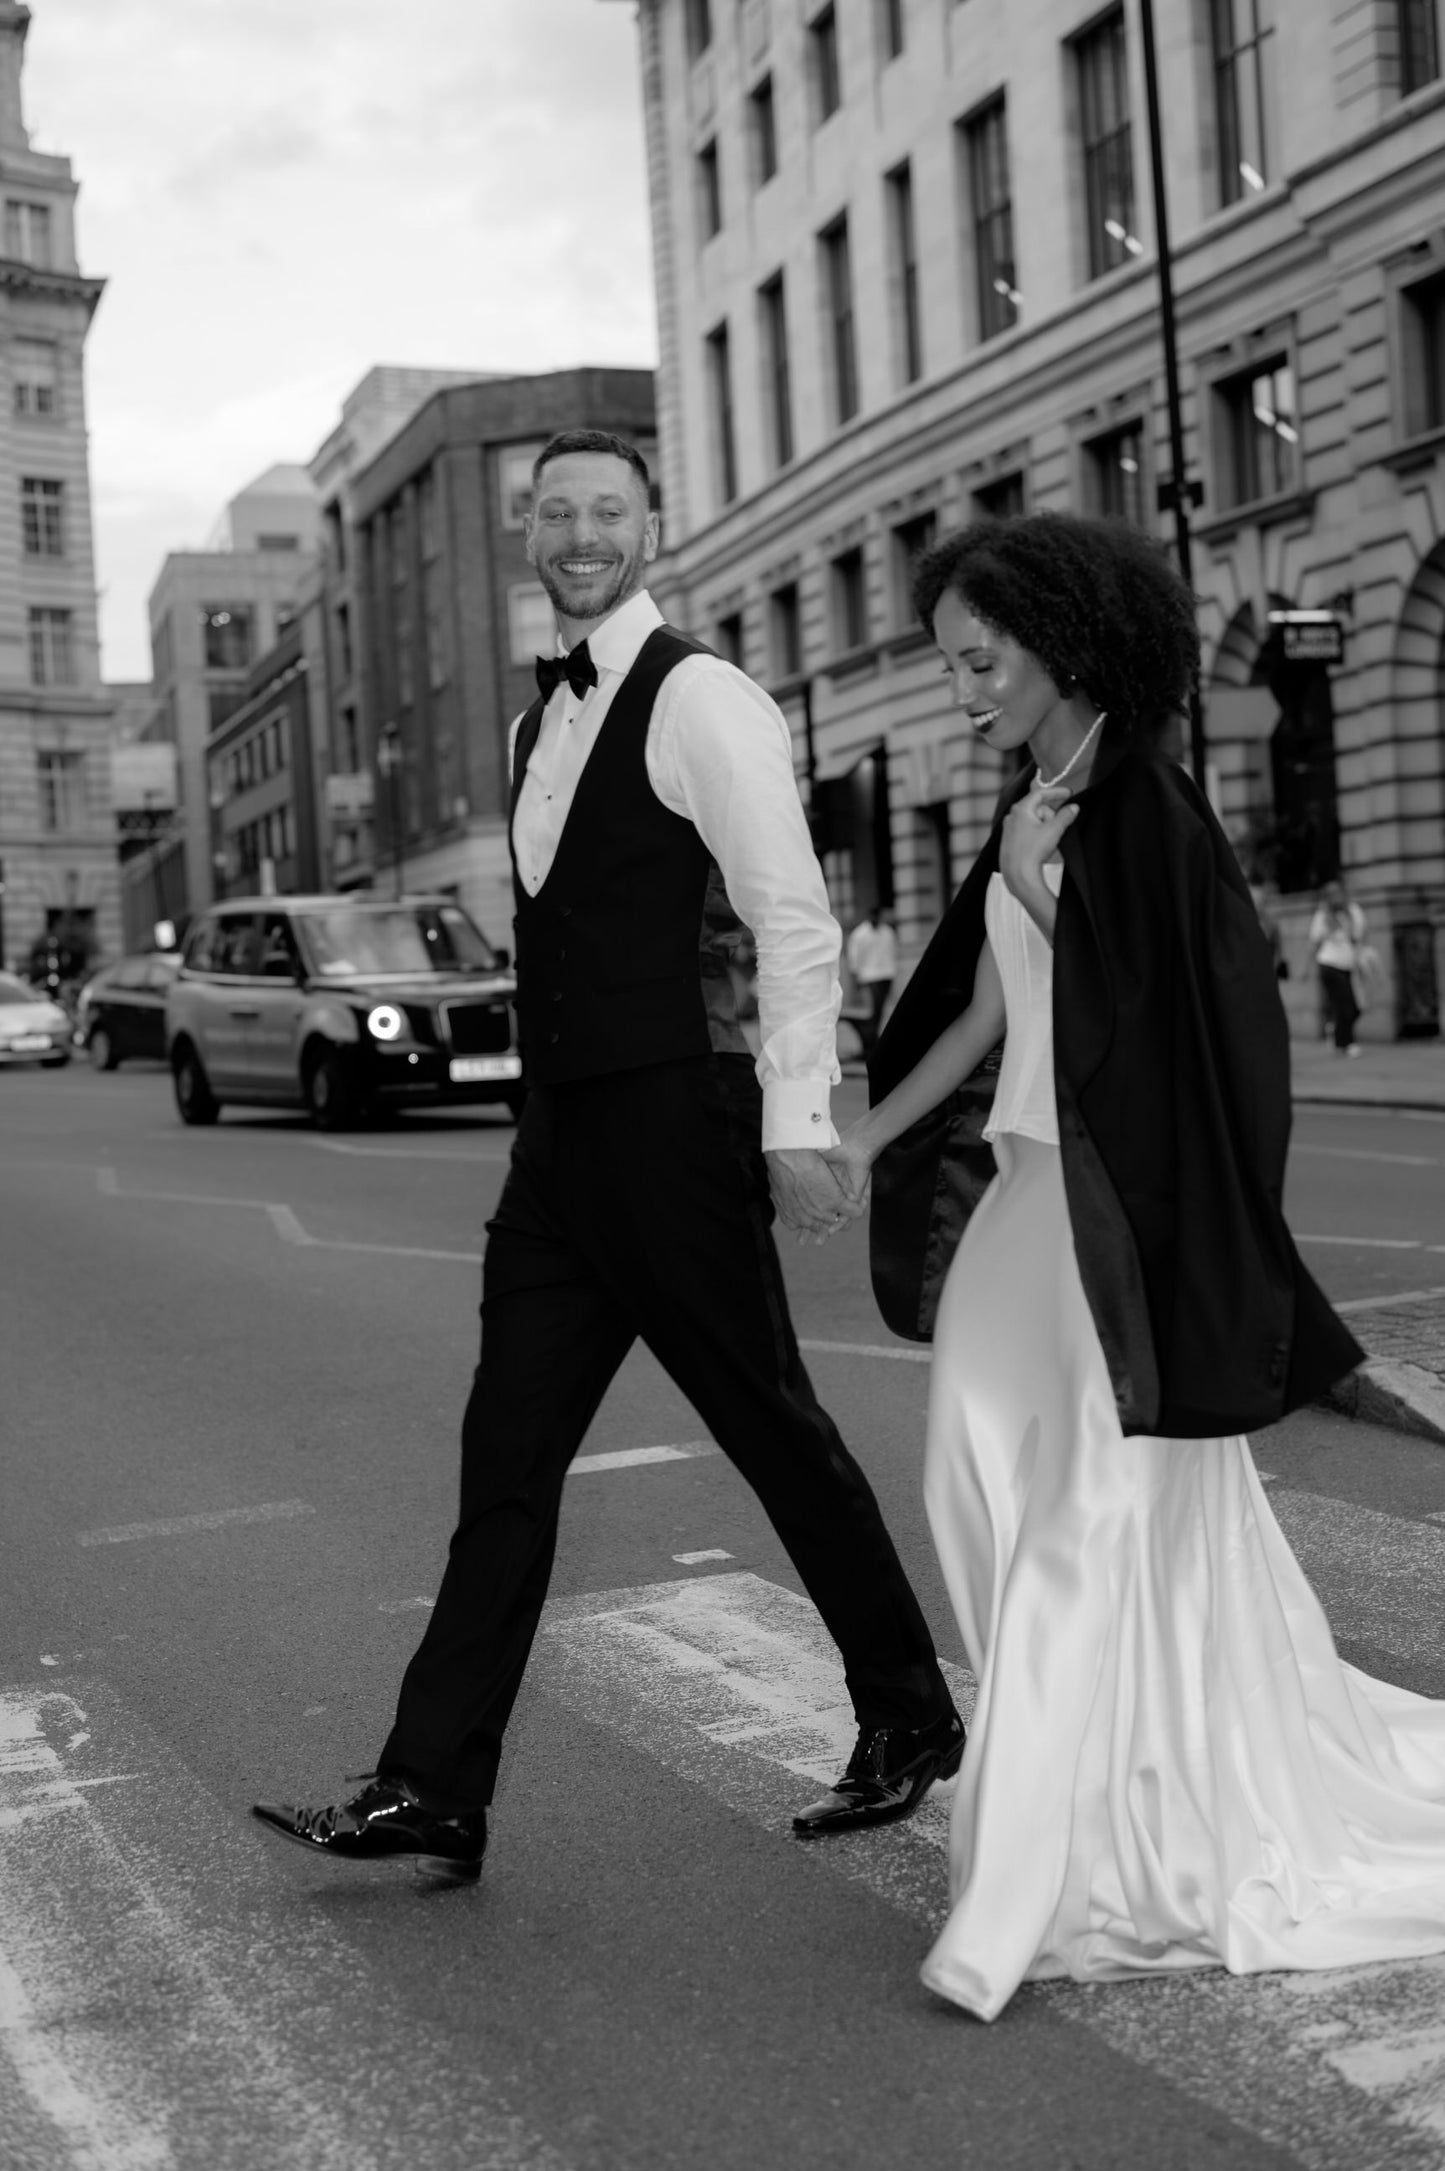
[531,429,652,503]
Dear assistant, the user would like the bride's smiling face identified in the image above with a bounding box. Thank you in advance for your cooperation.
[932,589,1065,757]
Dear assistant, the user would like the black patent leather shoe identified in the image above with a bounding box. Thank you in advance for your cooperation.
[792,1710,966,1835]
[252,1775,487,1881]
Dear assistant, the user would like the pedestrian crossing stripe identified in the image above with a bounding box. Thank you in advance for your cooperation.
[533,1570,1445,2167]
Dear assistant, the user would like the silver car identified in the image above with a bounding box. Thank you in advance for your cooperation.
[0,970,73,1067]
[165,894,523,1129]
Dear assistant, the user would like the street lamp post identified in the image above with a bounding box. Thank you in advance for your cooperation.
[1139,0,1209,790]
[376,722,404,900]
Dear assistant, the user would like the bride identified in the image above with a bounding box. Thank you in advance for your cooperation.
[828,512,1445,2022]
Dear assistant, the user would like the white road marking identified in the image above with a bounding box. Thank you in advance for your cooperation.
[535,1566,1445,2169]
[0,1685,564,2171]
[1298,1234,1430,1250]
[673,1549,734,1564]
[309,1138,513,1163]
[378,1597,435,1613]
[799,1337,931,1362]
[1339,1286,1445,1314]
[568,1442,715,1475]
[1293,1143,1445,1169]
[77,1502,314,1547]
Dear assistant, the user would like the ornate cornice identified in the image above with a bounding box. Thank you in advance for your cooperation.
[0,256,104,315]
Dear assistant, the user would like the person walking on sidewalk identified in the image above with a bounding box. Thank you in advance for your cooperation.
[252,431,962,1881]
[1309,878,1367,1055]
[846,905,899,1053]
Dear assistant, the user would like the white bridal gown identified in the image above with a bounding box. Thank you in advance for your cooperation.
[920,861,1445,2022]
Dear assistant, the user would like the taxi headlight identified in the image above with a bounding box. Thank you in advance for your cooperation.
[367,1003,404,1041]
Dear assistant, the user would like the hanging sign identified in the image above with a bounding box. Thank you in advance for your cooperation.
[1269,611,1345,665]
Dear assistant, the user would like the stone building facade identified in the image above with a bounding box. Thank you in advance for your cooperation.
[0,1,114,977]
[345,368,655,944]
[121,467,321,944]
[614,0,1445,1037]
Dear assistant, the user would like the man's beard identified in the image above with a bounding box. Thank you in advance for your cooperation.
[535,544,646,626]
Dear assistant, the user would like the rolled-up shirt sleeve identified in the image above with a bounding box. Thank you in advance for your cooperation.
[650,658,842,1150]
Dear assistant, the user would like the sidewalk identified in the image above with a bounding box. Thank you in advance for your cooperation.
[1290,1034,1445,1112]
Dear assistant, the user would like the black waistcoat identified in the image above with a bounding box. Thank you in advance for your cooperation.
[510,625,749,1086]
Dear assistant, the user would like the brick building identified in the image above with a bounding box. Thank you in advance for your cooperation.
[345,367,655,943]
[612,0,1445,1037]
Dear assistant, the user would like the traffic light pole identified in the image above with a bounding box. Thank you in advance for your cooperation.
[1139,0,1209,789]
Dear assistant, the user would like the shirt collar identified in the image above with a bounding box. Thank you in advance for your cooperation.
[557,588,662,678]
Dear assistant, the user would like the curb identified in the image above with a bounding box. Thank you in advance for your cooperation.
[1324,1360,1445,1447]
[1292,1095,1445,1115]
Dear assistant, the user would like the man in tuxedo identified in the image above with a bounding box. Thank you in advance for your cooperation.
[254,431,962,1879]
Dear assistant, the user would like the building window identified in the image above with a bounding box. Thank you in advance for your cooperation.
[20,476,63,556]
[697,139,722,243]
[202,606,254,671]
[35,748,84,829]
[1402,272,1445,437]
[890,511,937,628]
[507,583,557,667]
[749,75,778,187]
[810,5,842,126]
[770,582,802,679]
[1399,0,1441,91]
[831,546,868,652]
[1076,10,1139,279]
[1211,0,1274,204]
[964,100,1019,341]
[705,321,738,505]
[28,606,74,686]
[1082,420,1147,524]
[5,199,50,266]
[758,273,794,470]
[684,0,712,61]
[12,339,57,417]
[208,689,243,735]
[714,612,744,667]
[499,442,545,528]
[877,0,905,64]
[974,471,1026,520]
[1217,358,1298,506]
[820,216,859,426]
[885,162,923,386]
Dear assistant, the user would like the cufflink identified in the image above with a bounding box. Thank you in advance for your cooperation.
[810,1111,822,1122]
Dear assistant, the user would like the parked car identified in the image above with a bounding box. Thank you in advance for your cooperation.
[165,894,523,1129]
[77,952,182,1070]
[0,970,72,1066]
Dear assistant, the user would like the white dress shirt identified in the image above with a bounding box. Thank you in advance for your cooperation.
[511,589,841,1150]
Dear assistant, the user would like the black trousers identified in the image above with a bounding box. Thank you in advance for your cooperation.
[378,1055,951,1809]
[1319,964,1359,1050]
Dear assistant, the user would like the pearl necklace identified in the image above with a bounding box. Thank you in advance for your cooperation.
[1031,710,1107,792]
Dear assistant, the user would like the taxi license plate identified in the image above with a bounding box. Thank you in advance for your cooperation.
[10,1035,50,1052]
[449,1054,522,1083]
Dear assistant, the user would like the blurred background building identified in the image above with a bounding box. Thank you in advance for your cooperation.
[609,0,1445,1039]
[0,0,113,979]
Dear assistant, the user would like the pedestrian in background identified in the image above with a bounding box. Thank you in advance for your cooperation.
[845,904,899,1053]
[253,430,962,1881]
[1309,878,1367,1055]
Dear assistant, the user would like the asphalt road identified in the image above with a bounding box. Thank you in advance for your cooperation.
[3,1061,1445,2171]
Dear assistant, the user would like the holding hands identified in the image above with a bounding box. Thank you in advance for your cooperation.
[766,1145,869,1246]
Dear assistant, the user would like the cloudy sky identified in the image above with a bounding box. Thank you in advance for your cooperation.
[23,0,657,679]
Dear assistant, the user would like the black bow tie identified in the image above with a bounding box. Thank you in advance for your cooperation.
[535,643,598,704]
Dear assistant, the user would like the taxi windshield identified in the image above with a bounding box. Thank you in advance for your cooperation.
[296,905,499,978]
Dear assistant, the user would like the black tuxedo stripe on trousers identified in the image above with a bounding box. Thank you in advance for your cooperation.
[377,1054,952,1811]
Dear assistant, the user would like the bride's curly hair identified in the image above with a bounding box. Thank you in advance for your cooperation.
[912,511,1199,741]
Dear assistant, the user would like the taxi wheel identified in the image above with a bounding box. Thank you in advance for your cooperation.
[88,1026,119,1072]
[173,1043,220,1126]
[305,1048,359,1131]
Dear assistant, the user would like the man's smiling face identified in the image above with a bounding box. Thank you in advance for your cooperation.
[524,450,659,635]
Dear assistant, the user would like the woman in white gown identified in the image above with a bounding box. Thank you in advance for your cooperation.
[830,514,1445,2023]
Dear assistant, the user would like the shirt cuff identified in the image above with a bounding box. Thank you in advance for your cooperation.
[762,1077,839,1152]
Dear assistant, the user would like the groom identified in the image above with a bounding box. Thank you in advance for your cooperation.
[253,430,962,1878]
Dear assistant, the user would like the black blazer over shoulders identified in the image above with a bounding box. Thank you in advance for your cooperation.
[867,735,1364,1440]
